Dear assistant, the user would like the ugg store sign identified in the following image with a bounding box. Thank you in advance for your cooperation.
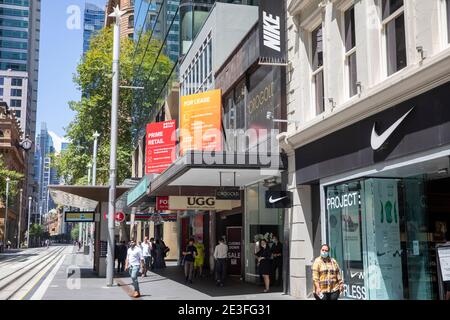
[168,196,240,211]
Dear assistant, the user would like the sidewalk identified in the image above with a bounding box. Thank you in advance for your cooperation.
[41,247,295,300]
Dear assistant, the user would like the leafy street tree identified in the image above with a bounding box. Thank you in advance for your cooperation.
[71,224,80,241]
[53,28,173,185]
[0,154,24,206]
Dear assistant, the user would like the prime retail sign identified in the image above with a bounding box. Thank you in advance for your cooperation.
[259,0,287,65]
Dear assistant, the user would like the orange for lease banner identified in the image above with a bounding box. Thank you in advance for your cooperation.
[180,89,222,154]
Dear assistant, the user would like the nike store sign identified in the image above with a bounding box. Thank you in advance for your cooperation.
[295,82,450,184]
[265,191,292,208]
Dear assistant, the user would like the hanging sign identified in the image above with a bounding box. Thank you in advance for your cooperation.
[259,0,287,65]
[145,120,177,174]
[168,196,239,211]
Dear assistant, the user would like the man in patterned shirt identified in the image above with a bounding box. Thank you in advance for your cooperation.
[312,244,344,300]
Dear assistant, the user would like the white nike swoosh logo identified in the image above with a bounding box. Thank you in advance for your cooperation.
[371,107,414,151]
[269,196,288,204]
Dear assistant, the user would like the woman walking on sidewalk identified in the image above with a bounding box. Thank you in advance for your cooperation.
[182,238,197,284]
[125,239,145,298]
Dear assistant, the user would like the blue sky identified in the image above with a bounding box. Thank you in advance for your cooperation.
[36,0,107,138]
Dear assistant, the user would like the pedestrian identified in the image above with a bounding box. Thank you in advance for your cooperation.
[125,239,145,298]
[7,240,11,249]
[161,239,169,267]
[153,239,165,269]
[312,244,344,300]
[182,238,197,284]
[271,235,283,286]
[214,237,228,287]
[150,238,156,270]
[194,238,205,278]
[77,240,81,251]
[141,237,152,277]
[117,241,127,274]
[255,239,272,293]
[45,239,50,249]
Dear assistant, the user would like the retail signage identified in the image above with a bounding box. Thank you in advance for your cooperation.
[135,213,152,221]
[326,192,359,210]
[145,120,177,174]
[258,0,287,65]
[226,227,242,275]
[265,191,292,208]
[180,90,222,155]
[65,211,95,222]
[127,175,149,206]
[437,245,450,282]
[295,82,450,184]
[156,196,169,211]
[216,188,241,200]
[160,212,177,222]
[168,196,238,211]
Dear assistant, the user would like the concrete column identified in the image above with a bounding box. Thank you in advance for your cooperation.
[209,210,216,274]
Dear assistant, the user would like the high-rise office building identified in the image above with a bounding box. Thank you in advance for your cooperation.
[83,3,105,54]
[0,0,41,217]
[34,123,59,218]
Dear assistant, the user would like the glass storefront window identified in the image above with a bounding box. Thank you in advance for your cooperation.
[325,177,434,300]
[244,182,284,283]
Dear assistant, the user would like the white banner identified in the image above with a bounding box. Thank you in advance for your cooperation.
[168,196,240,211]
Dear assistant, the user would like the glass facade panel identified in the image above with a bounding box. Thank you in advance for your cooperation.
[326,177,434,300]
[244,182,284,284]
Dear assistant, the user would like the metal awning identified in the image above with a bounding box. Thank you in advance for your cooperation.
[149,151,287,196]
[49,185,131,210]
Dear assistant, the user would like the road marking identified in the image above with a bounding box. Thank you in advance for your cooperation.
[27,247,69,300]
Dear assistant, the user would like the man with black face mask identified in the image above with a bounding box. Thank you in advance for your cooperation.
[312,244,344,300]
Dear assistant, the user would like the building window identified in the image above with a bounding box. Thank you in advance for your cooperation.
[344,6,357,98]
[10,99,21,107]
[11,88,22,96]
[0,77,3,85]
[11,78,22,86]
[14,110,21,118]
[128,15,134,28]
[311,24,325,115]
[0,88,3,96]
[382,0,407,76]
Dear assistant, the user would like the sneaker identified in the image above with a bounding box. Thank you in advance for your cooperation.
[132,291,141,298]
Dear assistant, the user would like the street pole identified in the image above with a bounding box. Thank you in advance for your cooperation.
[106,5,124,287]
[17,188,23,248]
[4,177,10,248]
[90,132,100,260]
[26,196,32,247]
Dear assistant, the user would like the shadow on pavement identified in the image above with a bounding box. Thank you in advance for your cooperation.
[150,264,284,297]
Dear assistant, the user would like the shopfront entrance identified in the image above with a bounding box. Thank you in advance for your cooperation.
[323,156,450,300]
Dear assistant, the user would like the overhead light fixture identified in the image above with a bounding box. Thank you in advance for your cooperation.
[437,168,448,175]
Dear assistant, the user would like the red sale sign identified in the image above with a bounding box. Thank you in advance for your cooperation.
[145,120,177,174]
[156,196,169,211]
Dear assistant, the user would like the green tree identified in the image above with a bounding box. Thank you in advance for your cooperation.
[29,224,44,238]
[0,154,24,205]
[71,224,80,240]
[53,28,173,185]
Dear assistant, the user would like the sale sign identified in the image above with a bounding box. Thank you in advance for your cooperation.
[145,120,177,174]
[156,196,169,211]
[180,89,222,155]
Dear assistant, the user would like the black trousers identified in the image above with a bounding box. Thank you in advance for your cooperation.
[117,259,125,273]
[314,291,340,300]
[215,259,227,284]
[271,258,283,285]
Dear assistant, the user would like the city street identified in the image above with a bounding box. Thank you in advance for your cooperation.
[0,245,294,300]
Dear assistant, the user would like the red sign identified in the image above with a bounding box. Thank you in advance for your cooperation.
[156,196,169,211]
[145,120,177,174]
[115,212,125,222]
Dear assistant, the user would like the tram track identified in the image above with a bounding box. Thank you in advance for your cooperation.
[0,246,67,300]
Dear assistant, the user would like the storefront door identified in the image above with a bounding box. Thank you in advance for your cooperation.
[326,177,434,300]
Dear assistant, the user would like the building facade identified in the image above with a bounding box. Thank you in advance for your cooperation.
[83,3,105,54]
[0,0,41,223]
[286,0,450,300]
[0,101,26,246]
[105,0,135,39]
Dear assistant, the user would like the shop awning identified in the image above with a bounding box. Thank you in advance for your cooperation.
[48,185,132,210]
[149,151,287,196]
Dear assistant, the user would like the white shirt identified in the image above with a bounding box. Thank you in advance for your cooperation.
[127,246,144,266]
[142,242,151,257]
[214,243,228,259]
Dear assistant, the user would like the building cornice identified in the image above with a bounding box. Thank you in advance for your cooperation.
[287,49,450,149]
